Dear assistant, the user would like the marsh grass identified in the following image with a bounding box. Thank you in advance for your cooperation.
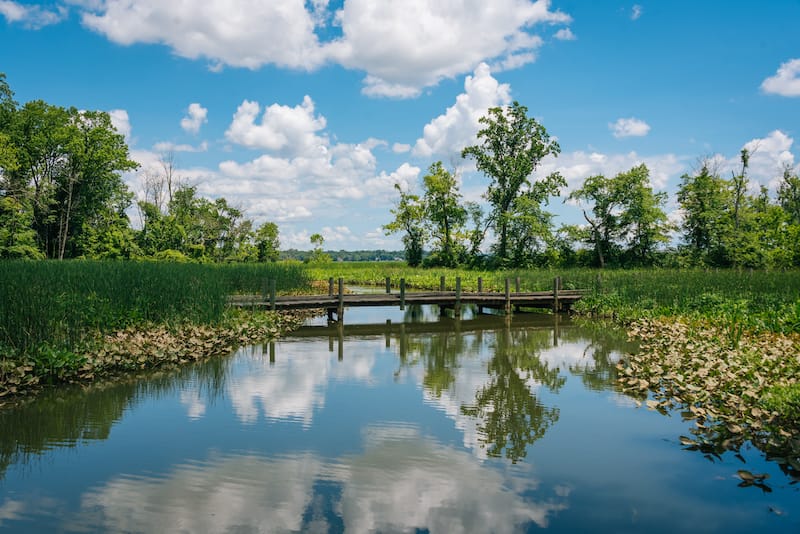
[310,264,800,333]
[0,260,310,358]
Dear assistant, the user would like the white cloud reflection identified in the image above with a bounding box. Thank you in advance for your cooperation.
[72,426,567,533]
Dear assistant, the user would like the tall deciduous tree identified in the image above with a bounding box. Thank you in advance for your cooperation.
[677,163,732,265]
[422,162,466,267]
[462,101,564,265]
[618,165,672,265]
[2,98,137,259]
[254,221,280,262]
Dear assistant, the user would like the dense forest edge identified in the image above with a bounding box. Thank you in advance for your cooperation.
[1,73,799,458]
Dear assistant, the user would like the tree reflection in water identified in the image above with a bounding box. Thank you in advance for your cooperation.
[393,312,627,463]
[0,357,229,480]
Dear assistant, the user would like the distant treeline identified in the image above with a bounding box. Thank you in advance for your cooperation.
[280,249,404,262]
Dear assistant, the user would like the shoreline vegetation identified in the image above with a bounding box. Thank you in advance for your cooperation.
[2,261,799,470]
[0,261,314,402]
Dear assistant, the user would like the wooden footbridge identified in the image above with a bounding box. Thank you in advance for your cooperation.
[229,276,586,323]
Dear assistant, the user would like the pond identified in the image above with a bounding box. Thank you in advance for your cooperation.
[0,304,798,533]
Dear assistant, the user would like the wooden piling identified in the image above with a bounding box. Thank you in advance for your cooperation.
[385,276,391,293]
[477,277,483,293]
[328,277,334,297]
[515,276,520,293]
[553,276,561,313]
[337,277,344,321]
[269,279,276,311]
[400,278,406,310]
[440,275,445,292]
[455,277,462,318]
[504,278,511,315]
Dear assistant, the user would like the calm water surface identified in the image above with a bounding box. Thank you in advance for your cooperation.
[0,305,798,533]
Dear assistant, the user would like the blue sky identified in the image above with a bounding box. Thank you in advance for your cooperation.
[1,0,798,250]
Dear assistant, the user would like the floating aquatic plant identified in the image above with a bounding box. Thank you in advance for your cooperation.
[619,318,800,480]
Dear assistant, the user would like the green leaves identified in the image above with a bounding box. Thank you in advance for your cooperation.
[462,101,562,263]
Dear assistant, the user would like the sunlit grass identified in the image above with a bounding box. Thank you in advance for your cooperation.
[308,263,800,332]
[0,260,310,357]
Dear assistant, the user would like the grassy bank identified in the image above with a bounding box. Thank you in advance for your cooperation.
[309,263,800,333]
[0,261,311,395]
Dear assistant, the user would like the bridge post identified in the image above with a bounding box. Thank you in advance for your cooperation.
[439,275,445,292]
[400,278,406,310]
[338,277,344,321]
[455,277,462,318]
[270,279,276,311]
[553,276,561,313]
[385,276,391,293]
[505,278,511,315]
[328,277,334,297]
[515,276,520,293]
[477,277,483,314]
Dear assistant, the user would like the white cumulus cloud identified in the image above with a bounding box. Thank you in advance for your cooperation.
[78,0,326,70]
[180,103,208,134]
[108,109,132,141]
[0,0,66,28]
[554,28,576,41]
[631,5,643,20]
[70,0,570,98]
[225,96,327,155]
[329,0,569,97]
[413,63,511,158]
[610,117,651,138]
[741,130,796,189]
[761,58,800,97]
[538,150,684,191]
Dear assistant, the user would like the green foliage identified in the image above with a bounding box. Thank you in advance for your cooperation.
[0,196,43,259]
[307,233,332,263]
[0,260,310,359]
[422,162,467,267]
[462,101,564,262]
[384,184,427,267]
[570,164,671,267]
[255,221,280,262]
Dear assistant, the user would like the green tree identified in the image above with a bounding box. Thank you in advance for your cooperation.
[778,165,800,225]
[568,173,621,268]
[421,162,466,267]
[76,186,139,259]
[571,165,670,267]
[384,184,427,267]
[0,196,43,259]
[308,232,331,263]
[54,109,138,259]
[618,165,672,265]
[462,101,564,264]
[677,163,732,265]
[2,97,137,259]
[254,221,280,262]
